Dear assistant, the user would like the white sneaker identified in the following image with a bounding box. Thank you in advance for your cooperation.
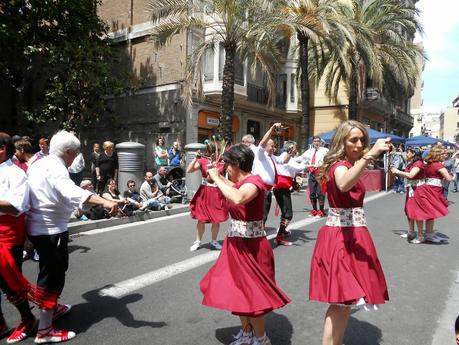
[400,232,408,238]
[410,237,424,244]
[253,334,272,345]
[425,233,441,244]
[230,330,254,345]
[210,240,222,250]
[189,240,201,252]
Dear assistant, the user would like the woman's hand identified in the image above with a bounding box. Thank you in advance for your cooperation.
[207,167,219,181]
[391,167,399,175]
[367,138,392,158]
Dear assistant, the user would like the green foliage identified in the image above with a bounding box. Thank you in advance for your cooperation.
[0,0,130,132]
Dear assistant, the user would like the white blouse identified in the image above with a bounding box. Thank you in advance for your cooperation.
[0,159,30,216]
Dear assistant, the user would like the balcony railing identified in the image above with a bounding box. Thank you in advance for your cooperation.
[393,110,413,127]
[247,83,267,105]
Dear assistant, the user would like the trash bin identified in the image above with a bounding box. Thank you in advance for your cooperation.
[115,142,145,194]
[184,143,207,201]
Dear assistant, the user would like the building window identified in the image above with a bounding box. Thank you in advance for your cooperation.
[203,48,214,81]
[290,74,295,103]
[457,122,459,128]
[246,120,261,141]
[276,74,287,108]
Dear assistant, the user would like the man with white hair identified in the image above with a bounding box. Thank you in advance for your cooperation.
[27,131,118,344]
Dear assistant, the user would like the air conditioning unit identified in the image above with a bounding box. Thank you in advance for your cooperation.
[365,89,379,101]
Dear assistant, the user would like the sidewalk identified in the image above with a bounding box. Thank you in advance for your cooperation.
[68,203,190,235]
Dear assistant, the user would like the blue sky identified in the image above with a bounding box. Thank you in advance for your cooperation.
[415,0,459,112]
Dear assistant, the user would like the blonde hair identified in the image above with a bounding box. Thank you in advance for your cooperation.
[318,120,370,182]
[424,146,444,163]
[103,141,114,150]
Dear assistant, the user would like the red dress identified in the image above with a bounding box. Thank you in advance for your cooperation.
[189,158,229,223]
[404,160,424,219]
[200,175,290,316]
[309,161,389,306]
[411,162,449,220]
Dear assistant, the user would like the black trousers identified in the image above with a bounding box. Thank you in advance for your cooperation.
[29,232,69,298]
[308,173,323,199]
[273,188,293,221]
[263,191,273,224]
[0,246,24,295]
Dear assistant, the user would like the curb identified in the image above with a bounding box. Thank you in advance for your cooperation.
[68,204,190,235]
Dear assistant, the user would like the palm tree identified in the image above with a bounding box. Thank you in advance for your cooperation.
[319,0,423,120]
[147,0,285,142]
[280,0,353,149]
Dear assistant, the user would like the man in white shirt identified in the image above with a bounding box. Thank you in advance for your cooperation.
[0,132,36,344]
[242,122,289,224]
[297,136,329,217]
[27,131,118,344]
[453,152,459,192]
[68,152,85,186]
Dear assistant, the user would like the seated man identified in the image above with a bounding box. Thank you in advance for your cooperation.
[139,172,170,211]
[153,166,172,196]
[122,180,142,214]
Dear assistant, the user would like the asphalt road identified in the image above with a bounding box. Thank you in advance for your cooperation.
[2,189,459,345]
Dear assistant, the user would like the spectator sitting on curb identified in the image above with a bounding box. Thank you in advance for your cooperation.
[102,178,130,216]
[139,172,171,211]
[74,180,108,220]
[123,180,143,214]
[154,166,172,196]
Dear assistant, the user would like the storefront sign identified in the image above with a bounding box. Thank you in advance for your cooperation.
[207,117,219,126]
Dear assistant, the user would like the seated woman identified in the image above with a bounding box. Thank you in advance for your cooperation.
[102,178,129,216]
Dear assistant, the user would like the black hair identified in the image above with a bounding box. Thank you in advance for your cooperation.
[407,147,422,163]
[455,315,459,333]
[222,144,254,173]
[14,139,34,154]
[0,132,14,158]
[126,180,135,187]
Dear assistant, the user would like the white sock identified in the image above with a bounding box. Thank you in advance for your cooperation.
[38,309,54,333]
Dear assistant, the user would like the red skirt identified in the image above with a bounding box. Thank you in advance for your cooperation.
[309,225,389,305]
[404,186,418,219]
[411,185,448,220]
[189,185,229,223]
[200,236,290,317]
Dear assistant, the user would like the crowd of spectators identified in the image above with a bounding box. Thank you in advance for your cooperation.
[7,135,184,223]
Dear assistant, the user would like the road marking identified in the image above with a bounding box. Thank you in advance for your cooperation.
[99,190,391,298]
[431,270,459,345]
[82,212,190,236]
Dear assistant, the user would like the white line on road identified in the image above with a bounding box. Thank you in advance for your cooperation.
[99,190,391,298]
[82,212,190,236]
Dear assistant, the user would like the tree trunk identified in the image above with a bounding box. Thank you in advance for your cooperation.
[298,32,310,150]
[220,43,236,143]
[348,67,358,120]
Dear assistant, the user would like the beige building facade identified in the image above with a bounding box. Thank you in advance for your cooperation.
[440,95,459,142]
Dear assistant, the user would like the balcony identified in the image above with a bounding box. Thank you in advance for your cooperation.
[360,88,392,114]
[247,83,267,105]
[392,109,414,127]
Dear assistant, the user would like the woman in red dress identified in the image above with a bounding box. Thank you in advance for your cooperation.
[391,148,425,243]
[309,120,390,345]
[409,146,452,243]
[187,142,228,251]
[201,144,290,345]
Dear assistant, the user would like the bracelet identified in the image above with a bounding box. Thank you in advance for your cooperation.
[362,155,375,161]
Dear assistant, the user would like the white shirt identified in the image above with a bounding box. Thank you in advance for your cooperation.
[455,158,459,173]
[296,147,329,167]
[275,153,306,178]
[26,154,93,236]
[0,159,30,216]
[68,153,85,174]
[249,144,284,186]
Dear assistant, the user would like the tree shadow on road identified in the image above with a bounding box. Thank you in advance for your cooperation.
[58,285,167,334]
[214,312,293,344]
[344,315,382,345]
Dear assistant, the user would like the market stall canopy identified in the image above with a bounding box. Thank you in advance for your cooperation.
[309,128,405,145]
[405,135,439,147]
